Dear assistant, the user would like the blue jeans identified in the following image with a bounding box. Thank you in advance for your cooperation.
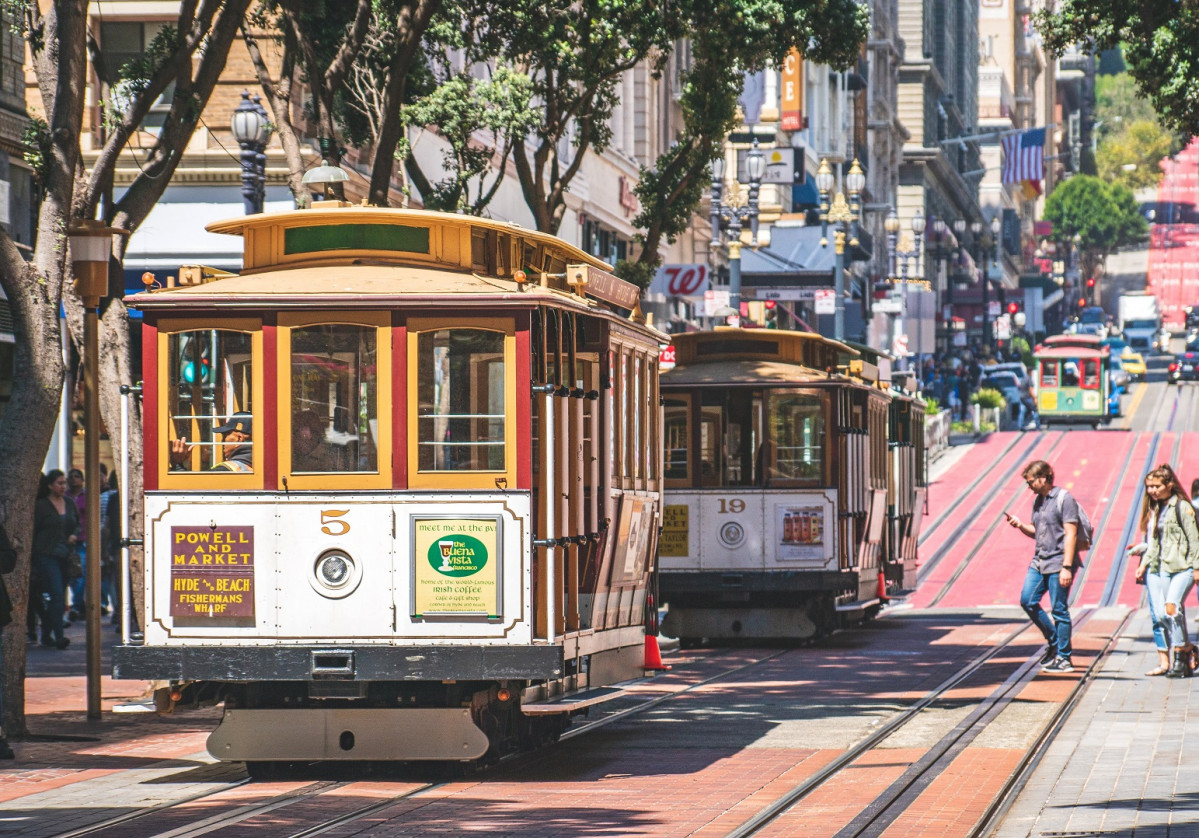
[1148,578,1168,651]
[32,553,66,644]
[1021,564,1072,659]
[1147,568,1193,650]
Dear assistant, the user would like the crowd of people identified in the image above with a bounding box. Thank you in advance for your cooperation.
[918,345,1037,425]
[26,466,121,652]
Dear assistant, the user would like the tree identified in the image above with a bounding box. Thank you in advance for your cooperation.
[0,0,250,737]
[1096,119,1177,190]
[624,0,868,286]
[1037,3,1199,137]
[1042,175,1148,284]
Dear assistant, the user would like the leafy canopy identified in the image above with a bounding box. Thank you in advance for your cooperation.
[1037,3,1199,137]
[1042,175,1147,254]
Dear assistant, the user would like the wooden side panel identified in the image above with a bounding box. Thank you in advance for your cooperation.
[142,320,160,491]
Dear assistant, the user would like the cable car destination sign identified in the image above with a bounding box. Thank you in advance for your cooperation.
[169,525,255,623]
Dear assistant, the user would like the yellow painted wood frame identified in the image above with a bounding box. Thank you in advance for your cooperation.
[278,311,393,490]
[157,318,264,490]
[406,316,517,490]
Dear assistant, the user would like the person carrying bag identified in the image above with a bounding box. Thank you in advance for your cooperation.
[1131,464,1199,678]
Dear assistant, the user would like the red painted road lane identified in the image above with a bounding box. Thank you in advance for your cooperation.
[917,433,1044,563]
[908,433,1066,610]
[926,431,1140,610]
[921,434,1031,543]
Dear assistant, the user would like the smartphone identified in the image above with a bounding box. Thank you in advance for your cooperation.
[1003,511,1014,522]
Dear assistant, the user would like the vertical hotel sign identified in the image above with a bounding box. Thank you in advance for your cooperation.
[781,49,804,131]
[170,525,254,622]
[413,517,501,618]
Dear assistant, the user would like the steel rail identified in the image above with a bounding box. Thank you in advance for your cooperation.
[918,433,1034,545]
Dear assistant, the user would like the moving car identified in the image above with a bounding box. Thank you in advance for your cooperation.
[1168,352,1199,384]
[985,361,1030,387]
[1109,355,1131,390]
[1105,337,1146,380]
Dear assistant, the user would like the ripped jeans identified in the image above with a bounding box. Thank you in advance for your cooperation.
[1147,568,1194,650]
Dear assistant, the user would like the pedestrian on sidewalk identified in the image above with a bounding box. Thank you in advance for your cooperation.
[65,468,86,622]
[1130,465,1199,678]
[31,470,78,649]
[1004,459,1080,673]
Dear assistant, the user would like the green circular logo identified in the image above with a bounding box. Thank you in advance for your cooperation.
[428,534,488,577]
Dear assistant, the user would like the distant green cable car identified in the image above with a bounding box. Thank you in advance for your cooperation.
[1033,334,1112,428]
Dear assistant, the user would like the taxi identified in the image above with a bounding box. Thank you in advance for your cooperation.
[1102,337,1146,380]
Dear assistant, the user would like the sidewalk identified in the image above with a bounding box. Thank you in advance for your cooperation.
[997,609,1199,836]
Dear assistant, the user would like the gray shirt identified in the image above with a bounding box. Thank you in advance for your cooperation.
[1031,486,1080,573]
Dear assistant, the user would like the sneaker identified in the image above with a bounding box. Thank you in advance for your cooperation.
[1039,646,1058,665]
[1042,656,1074,673]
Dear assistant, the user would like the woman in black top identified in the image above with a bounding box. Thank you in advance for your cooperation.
[32,470,78,649]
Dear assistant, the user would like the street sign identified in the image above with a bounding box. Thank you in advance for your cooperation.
[873,297,902,314]
[987,300,1001,318]
[703,289,729,317]
[814,288,836,314]
[747,287,819,301]
[760,147,802,184]
[995,314,1011,340]
[659,345,676,370]
[648,263,710,298]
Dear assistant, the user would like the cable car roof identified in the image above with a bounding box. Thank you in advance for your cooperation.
[667,327,856,373]
[1034,345,1109,359]
[661,358,836,386]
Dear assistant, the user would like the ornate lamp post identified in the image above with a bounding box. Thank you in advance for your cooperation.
[709,139,765,322]
[952,218,967,309]
[68,220,129,720]
[231,91,272,215]
[817,158,865,341]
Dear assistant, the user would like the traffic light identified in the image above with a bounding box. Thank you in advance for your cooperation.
[1007,301,1020,315]
[179,334,212,386]
[1086,277,1096,289]
[1078,298,1087,308]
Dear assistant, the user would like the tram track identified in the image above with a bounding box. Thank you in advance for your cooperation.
[919,433,1035,545]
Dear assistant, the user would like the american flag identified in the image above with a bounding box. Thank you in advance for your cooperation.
[1001,128,1045,184]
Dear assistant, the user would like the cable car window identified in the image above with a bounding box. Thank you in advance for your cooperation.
[766,390,826,484]
[1039,360,1058,388]
[1061,360,1080,388]
[699,406,722,486]
[166,329,255,473]
[290,324,378,473]
[1080,358,1100,389]
[664,396,690,482]
[417,329,506,472]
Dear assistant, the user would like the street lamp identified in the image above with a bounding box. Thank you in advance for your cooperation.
[302,138,351,203]
[952,217,967,309]
[231,91,272,215]
[68,219,129,721]
[892,210,925,282]
[817,157,865,341]
[709,138,764,322]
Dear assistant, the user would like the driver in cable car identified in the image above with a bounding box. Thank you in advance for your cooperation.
[169,412,254,472]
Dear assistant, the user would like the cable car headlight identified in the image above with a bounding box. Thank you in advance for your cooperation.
[310,549,362,599]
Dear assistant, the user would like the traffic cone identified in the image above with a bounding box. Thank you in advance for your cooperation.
[644,634,670,670]
[878,570,890,603]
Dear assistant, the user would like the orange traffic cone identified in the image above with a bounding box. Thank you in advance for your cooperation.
[644,635,670,670]
[878,570,890,603]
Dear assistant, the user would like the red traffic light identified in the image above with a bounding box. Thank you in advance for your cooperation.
[1007,302,1019,314]
[1086,277,1096,288]
[1078,298,1086,307]
[765,300,776,309]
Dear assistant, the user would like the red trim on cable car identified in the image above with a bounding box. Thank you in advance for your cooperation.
[516,317,532,490]
[142,319,159,491]
[262,319,279,489]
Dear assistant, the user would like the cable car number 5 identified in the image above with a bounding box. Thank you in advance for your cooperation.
[321,509,351,536]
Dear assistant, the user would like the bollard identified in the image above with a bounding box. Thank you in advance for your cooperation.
[972,403,980,434]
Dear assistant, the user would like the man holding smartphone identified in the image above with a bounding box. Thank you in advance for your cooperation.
[1005,459,1080,673]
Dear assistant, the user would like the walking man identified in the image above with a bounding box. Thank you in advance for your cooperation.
[1004,460,1080,672]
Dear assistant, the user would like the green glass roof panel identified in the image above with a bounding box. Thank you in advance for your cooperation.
[284,224,430,256]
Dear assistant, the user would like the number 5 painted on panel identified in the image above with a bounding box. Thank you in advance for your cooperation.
[321,509,350,536]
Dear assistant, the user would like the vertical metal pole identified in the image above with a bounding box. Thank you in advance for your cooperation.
[120,388,131,645]
[84,308,101,719]
[728,240,742,319]
[543,389,555,644]
[834,231,846,342]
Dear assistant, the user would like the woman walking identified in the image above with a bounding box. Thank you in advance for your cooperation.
[1132,464,1199,677]
[31,470,78,649]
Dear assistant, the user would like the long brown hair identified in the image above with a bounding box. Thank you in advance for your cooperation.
[1140,463,1192,532]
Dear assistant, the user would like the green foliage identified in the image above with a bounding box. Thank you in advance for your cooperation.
[1094,73,1160,141]
[923,397,941,415]
[1043,175,1147,254]
[1037,3,1199,136]
[406,68,538,213]
[21,116,50,187]
[972,388,1006,409]
[1097,119,1177,190]
[614,258,656,291]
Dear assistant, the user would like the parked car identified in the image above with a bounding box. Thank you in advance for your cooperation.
[985,361,1030,387]
[980,371,1023,422]
[1168,352,1199,384]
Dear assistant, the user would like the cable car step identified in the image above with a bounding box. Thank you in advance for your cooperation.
[834,597,880,614]
[521,686,626,715]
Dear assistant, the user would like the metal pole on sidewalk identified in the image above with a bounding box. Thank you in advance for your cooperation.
[68,221,128,721]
